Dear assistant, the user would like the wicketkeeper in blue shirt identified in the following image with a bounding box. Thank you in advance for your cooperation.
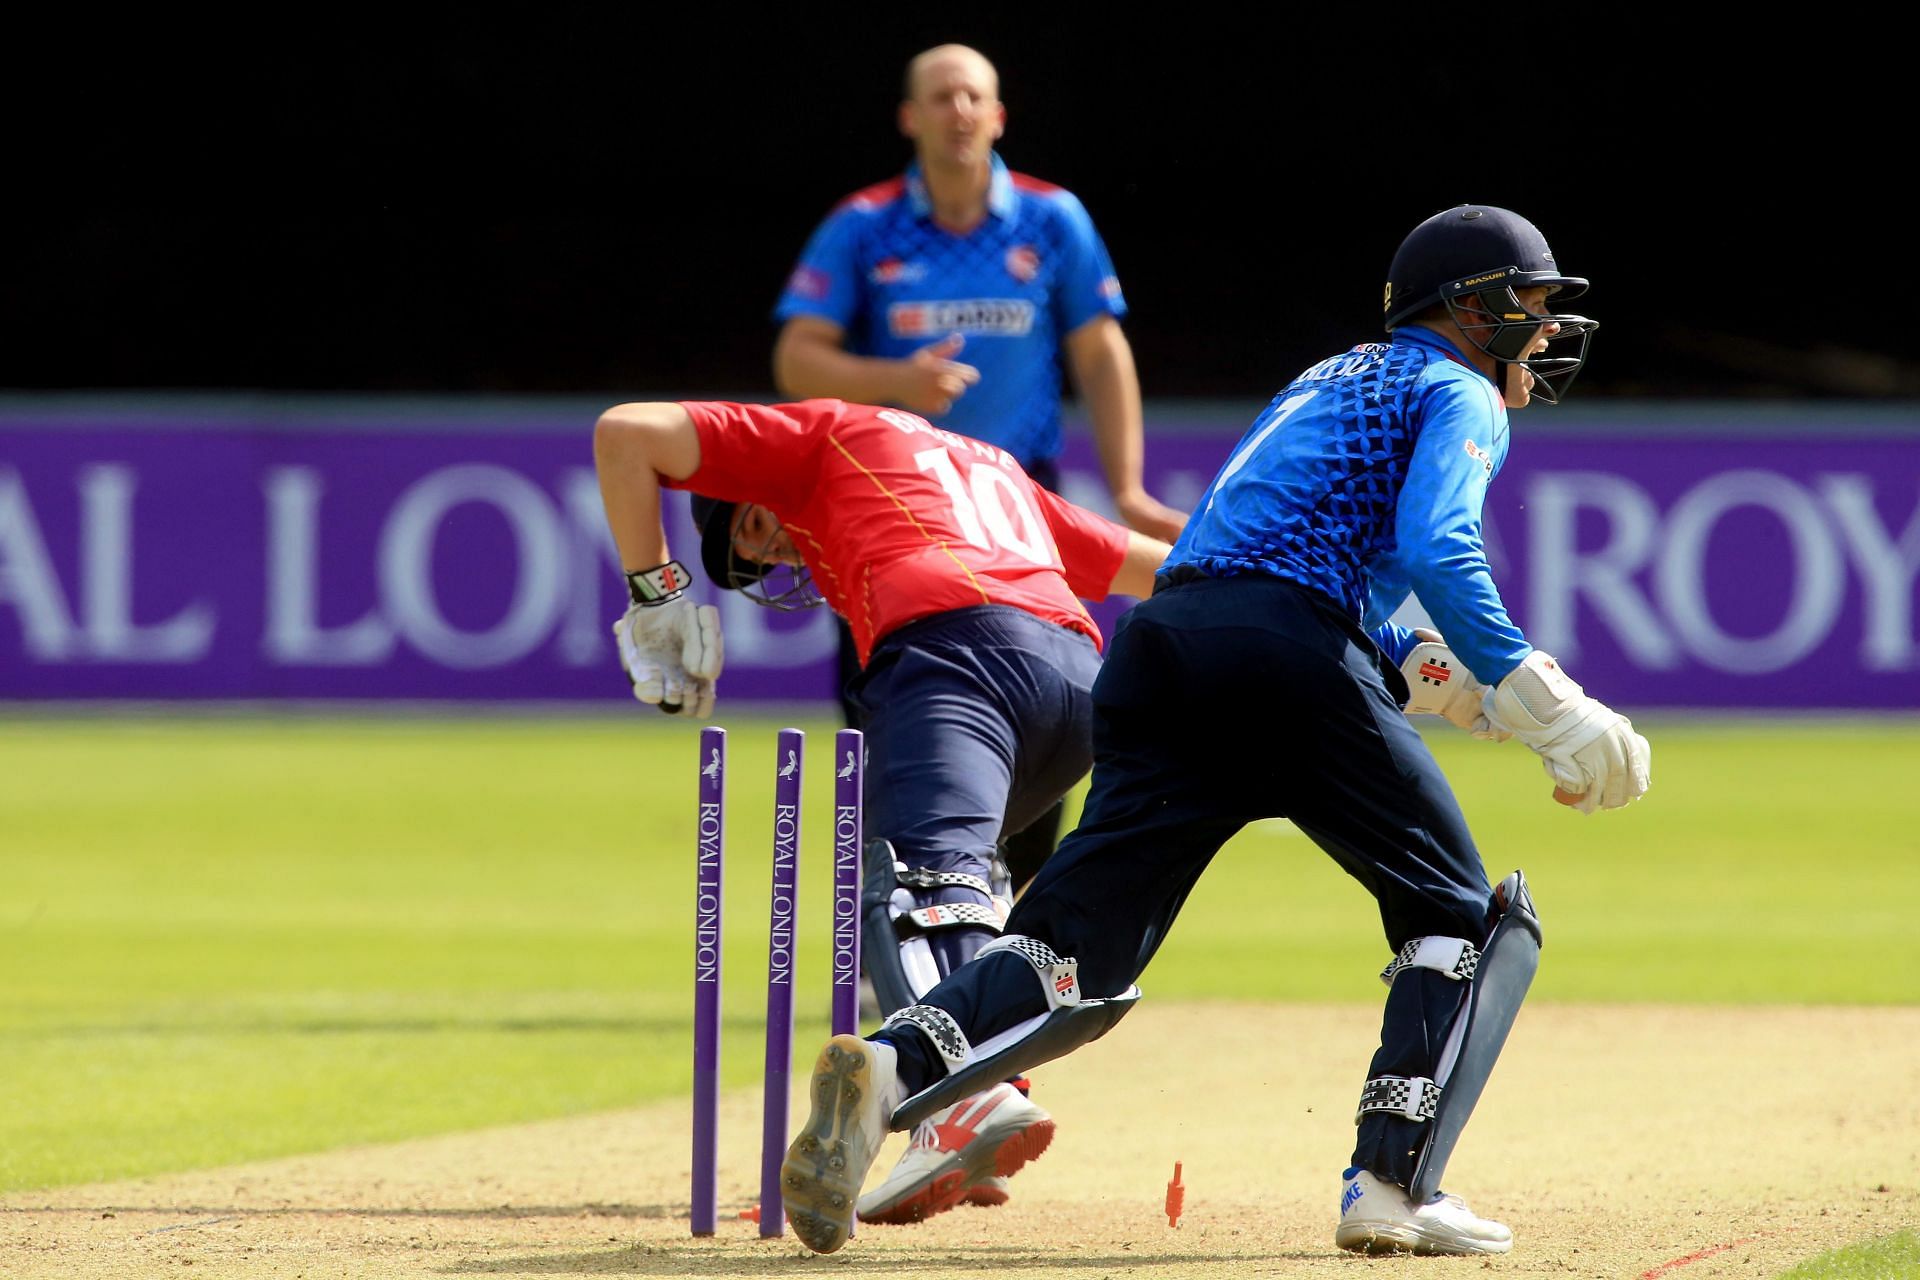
[778,204,1654,1259]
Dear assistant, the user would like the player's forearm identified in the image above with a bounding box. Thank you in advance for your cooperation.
[593,402,700,571]
[1066,320,1148,500]
[774,330,908,405]
[1108,531,1172,599]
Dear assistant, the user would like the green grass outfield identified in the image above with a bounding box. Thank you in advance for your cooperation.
[2,712,1915,1201]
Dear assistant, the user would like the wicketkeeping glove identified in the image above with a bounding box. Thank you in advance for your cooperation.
[1399,641,1511,741]
[612,561,723,718]
[1484,651,1651,813]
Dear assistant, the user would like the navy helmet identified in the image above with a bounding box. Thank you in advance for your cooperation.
[688,494,821,611]
[1384,205,1597,402]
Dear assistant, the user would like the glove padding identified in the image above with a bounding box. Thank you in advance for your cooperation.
[1399,642,1511,741]
[1484,650,1651,813]
[613,597,723,718]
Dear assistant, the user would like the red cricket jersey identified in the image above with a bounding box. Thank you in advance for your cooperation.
[670,400,1130,664]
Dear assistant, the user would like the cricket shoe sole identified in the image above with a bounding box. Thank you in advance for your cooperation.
[962,1174,1011,1207]
[781,1035,890,1254]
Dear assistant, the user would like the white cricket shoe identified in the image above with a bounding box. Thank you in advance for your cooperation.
[1334,1167,1513,1256]
[856,1083,1054,1225]
[781,1035,898,1254]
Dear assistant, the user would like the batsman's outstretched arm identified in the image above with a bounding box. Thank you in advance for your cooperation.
[593,402,704,571]
[594,403,724,718]
[1108,530,1173,600]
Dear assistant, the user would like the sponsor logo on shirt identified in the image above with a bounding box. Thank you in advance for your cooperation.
[869,257,926,285]
[1005,245,1039,283]
[1464,439,1494,478]
[786,265,830,300]
[888,299,1035,338]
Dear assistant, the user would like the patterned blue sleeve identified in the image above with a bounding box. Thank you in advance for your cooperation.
[1369,620,1421,668]
[1048,192,1126,334]
[1395,372,1532,686]
[773,208,862,328]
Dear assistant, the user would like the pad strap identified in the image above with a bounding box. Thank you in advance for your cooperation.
[976,934,1081,1010]
[881,1004,971,1074]
[1380,936,1481,986]
[898,902,1003,935]
[896,868,995,896]
[1356,1074,1442,1123]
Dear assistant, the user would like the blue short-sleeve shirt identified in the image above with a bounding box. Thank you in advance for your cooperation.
[775,153,1126,466]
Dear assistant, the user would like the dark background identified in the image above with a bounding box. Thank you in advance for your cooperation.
[8,20,1908,401]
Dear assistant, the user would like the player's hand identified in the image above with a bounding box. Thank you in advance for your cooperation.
[1485,651,1651,813]
[1112,487,1188,542]
[612,596,724,718]
[897,334,981,415]
[1399,641,1511,741]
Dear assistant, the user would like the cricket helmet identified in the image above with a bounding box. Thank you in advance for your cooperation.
[688,493,823,611]
[1383,205,1597,402]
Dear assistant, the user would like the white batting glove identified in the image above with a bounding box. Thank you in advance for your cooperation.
[1400,642,1511,741]
[1484,651,1651,813]
[612,568,723,718]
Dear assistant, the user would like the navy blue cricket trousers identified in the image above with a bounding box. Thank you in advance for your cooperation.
[884,574,1500,1183]
[849,605,1102,979]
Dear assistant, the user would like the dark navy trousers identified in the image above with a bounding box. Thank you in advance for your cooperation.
[850,605,1102,978]
[881,575,1499,1184]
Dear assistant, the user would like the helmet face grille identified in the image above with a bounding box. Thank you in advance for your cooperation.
[1444,285,1598,404]
[689,494,825,611]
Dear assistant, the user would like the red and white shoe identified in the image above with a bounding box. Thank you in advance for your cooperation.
[961,1175,1011,1207]
[856,1083,1054,1225]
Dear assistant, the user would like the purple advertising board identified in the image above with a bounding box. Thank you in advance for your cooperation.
[2,400,1916,708]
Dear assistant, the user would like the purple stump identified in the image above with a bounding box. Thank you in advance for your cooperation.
[760,727,803,1238]
[832,729,863,1038]
[692,726,725,1237]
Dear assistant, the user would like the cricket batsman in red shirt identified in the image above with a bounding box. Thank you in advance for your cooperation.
[593,396,1170,1224]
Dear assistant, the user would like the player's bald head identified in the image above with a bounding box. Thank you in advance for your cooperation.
[903,44,999,103]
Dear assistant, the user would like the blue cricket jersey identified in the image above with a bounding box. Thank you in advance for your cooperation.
[774,153,1126,467]
[1165,327,1532,686]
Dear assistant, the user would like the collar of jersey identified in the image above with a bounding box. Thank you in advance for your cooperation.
[1392,325,1489,379]
[905,151,1017,223]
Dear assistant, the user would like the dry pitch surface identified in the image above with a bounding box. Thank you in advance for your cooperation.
[4,1004,1916,1279]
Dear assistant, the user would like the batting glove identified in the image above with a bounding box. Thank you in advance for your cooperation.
[1399,641,1511,741]
[1484,650,1651,813]
[612,561,723,718]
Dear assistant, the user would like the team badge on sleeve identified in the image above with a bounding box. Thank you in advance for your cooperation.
[787,265,830,300]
